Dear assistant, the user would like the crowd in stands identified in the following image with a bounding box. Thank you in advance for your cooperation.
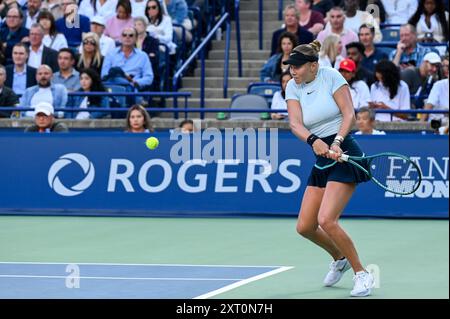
[261,0,449,134]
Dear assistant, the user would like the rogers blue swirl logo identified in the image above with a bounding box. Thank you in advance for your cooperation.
[48,153,95,196]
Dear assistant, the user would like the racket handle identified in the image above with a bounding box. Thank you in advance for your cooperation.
[328,150,349,162]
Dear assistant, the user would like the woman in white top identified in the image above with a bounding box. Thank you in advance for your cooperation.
[408,0,449,43]
[270,70,292,120]
[145,0,176,54]
[318,34,344,69]
[337,58,371,110]
[37,9,68,51]
[370,60,411,122]
[79,0,119,20]
[285,40,374,297]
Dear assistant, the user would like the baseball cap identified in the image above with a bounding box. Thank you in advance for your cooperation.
[34,102,54,116]
[283,51,319,67]
[91,15,106,26]
[423,52,441,64]
[339,58,357,72]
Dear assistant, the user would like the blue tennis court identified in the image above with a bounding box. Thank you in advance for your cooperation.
[0,262,293,299]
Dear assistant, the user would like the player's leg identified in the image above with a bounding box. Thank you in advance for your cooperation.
[296,186,343,261]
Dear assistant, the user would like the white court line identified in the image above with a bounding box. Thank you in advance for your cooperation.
[0,261,286,268]
[0,275,243,281]
[193,266,294,299]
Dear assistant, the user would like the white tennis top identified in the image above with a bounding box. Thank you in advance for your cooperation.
[285,66,348,137]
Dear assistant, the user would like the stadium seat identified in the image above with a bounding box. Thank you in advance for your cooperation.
[247,82,282,105]
[380,28,400,42]
[228,94,269,120]
[104,84,128,119]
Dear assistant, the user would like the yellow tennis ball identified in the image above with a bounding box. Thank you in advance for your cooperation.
[146,137,159,150]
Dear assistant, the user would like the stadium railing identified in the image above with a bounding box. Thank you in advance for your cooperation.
[278,0,284,21]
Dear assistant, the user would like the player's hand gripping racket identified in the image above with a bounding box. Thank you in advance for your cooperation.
[329,151,422,195]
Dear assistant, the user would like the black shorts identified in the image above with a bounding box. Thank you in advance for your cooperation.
[307,134,370,188]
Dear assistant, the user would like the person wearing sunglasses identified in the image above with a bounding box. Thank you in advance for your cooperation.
[145,0,176,55]
[77,32,104,75]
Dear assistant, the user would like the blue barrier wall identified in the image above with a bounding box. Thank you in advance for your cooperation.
[0,131,448,218]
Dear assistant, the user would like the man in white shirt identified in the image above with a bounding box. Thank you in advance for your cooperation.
[27,23,59,72]
[381,0,418,24]
[25,0,42,29]
[355,107,386,135]
[88,15,116,56]
[421,78,449,124]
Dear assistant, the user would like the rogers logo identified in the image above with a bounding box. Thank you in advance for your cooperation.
[48,153,95,197]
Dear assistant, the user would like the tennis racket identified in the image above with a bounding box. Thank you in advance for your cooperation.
[329,151,422,195]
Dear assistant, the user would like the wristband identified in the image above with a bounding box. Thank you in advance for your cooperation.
[307,134,320,146]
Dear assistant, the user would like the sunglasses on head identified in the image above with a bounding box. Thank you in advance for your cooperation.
[83,39,96,45]
[122,33,135,38]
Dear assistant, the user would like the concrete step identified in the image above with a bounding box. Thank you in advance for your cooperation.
[229,30,259,40]
[194,68,261,77]
[239,10,280,21]
[182,77,259,88]
[231,21,283,32]
[204,59,266,68]
[240,1,284,11]
[180,87,247,98]
[165,98,233,119]
[212,39,272,51]
[208,49,270,60]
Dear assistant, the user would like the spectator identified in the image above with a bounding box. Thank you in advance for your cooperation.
[87,15,116,56]
[24,101,69,132]
[125,103,154,132]
[0,38,5,65]
[318,34,344,68]
[370,60,411,122]
[131,0,147,18]
[408,0,449,43]
[179,118,194,133]
[317,7,359,57]
[104,0,134,42]
[270,4,314,56]
[55,0,91,48]
[163,0,193,43]
[134,16,160,90]
[0,7,29,60]
[24,0,42,29]
[0,65,20,118]
[77,32,104,75]
[5,43,37,95]
[346,41,375,87]
[41,0,64,20]
[101,26,154,89]
[27,23,59,72]
[381,0,418,24]
[390,24,439,69]
[358,24,388,72]
[401,52,441,107]
[20,64,68,118]
[358,0,386,23]
[270,70,292,120]
[421,55,448,124]
[354,107,386,134]
[295,0,325,36]
[0,0,20,20]
[52,48,80,91]
[145,0,176,55]
[338,58,371,110]
[312,0,334,17]
[78,0,118,20]
[37,9,68,51]
[260,32,297,82]
[68,68,109,119]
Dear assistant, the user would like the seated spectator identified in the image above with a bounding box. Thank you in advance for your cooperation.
[24,101,69,132]
[68,68,109,119]
[78,0,118,20]
[131,0,147,18]
[260,32,297,82]
[318,34,344,68]
[312,0,334,17]
[270,70,292,120]
[390,24,439,69]
[24,0,42,29]
[295,0,325,36]
[41,0,64,21]
[77,32,104,75]
[381,0,418,24]
[20,64,68,118]
[324,0,382,42]
[5,43,37,95]
[55,0,91,48]
[179,119,195,133]
[37,9,68,51]
[358,24,388,73]
[0,0,20,21]
[354,106,386,135]
[270,4,314,56]
[145,0,176,55]
[0,65,20,118]
[346,41,375,87]
[0,39,5,65]
[338,58,371,110]
[134,16,160,90]
[101,26,154,89]
[27,23,59,72]
[163,0,193,43]
[370,60,411,122]
[52,48,80,92]
[401,52,441,108]
[317,7,359,57]
[125,103,154,132]
[408,0,449,43]
[0,7,29,61]
[87,15,116,56]
[105,0,134,43]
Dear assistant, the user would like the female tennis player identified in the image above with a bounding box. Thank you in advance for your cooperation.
[284,40,374,297]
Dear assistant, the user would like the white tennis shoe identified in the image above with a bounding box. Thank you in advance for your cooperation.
[323,258,351,287]
[351,271,375,297]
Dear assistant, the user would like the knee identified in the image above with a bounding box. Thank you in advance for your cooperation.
[318,216,338,233]
[296,222,317,238]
